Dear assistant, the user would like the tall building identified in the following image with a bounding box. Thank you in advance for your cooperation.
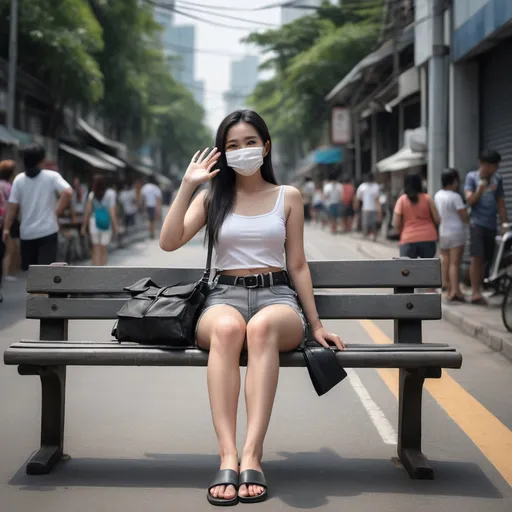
[281,0,323,24]
[224,55,259,115]
[152,4,204,107]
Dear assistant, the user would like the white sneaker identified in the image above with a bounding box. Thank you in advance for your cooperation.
[4,275,17,282]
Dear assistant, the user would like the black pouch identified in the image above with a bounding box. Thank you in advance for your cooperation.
[302,341,348,396]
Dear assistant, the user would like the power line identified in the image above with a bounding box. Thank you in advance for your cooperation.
[144,1,266,30]
[164,42,256,58]
[172,3,278,27]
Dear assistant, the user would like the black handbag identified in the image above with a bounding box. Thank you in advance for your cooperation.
[301,341,348,396]
[112,238,213,346]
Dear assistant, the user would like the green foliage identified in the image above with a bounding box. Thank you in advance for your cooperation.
[247,0,383,164]
[0,0,209,171]
[0,0,104,112]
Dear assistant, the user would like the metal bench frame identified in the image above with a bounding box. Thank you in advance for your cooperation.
[3,259,463,480]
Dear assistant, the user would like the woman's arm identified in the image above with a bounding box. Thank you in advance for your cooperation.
[284,187,345,350]
[109,204,119,234]
[160,184,207,252]
[427,195,441,225]
[81,199,92,235]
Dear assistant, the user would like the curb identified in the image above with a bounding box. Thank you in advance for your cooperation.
[442,306,512,363]
[348,232,512,363]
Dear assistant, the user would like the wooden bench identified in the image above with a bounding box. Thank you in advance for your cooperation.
[3,259,462,480]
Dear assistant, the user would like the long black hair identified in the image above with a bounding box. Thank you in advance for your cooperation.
[205,110,278,244]
[403,173,423,204]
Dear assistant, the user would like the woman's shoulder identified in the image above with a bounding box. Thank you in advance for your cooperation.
[282,185,302,201]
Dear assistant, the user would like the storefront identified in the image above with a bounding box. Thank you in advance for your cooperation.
[479,38,512,215]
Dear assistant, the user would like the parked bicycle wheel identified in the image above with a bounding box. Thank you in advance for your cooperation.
[501,279,512,332]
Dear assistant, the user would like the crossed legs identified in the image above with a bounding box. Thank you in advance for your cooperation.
[196,304,303,501]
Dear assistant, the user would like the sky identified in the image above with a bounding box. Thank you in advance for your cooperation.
[171,0,283,132]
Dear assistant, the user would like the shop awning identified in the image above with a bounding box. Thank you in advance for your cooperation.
[0,125,19,146]
[325,27,414,104]
[376,147,426,173]
[78,118,126,153]
[295,146,343,177]
[60,143,116,171]
[88,147,126,168]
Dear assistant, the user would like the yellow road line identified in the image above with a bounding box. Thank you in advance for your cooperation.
[358,319,512,486]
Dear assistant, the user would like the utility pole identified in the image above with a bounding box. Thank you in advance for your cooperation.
[7,0,19,131]
[427,0,448,196]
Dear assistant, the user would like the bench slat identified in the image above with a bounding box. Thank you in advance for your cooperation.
[3,345,462,369]
[8,341,457,351]
[26,293,441,320]
[26,259,442,293]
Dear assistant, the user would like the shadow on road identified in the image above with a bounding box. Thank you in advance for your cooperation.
[8,448,502,507]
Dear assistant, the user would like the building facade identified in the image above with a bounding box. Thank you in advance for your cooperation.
[224,55,259,115]
[449,0,512,216]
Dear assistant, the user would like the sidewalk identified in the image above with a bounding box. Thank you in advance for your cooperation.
[341,229,512,362]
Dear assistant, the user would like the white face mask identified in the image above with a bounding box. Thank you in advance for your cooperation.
[225,147,264,176]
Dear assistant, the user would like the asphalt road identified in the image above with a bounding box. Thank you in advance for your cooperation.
[0,225,511,512]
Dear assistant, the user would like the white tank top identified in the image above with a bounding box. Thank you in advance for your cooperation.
[215,186,286,271]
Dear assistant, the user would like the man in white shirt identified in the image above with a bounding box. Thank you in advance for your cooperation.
[119,180,138,228]
[355,172,382,241]
[140,176,162,239]
[2,143,73,270]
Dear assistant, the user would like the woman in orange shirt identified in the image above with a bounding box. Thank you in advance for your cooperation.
[393,173,440,259]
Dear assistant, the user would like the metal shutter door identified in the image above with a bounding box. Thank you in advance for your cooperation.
[480,39,512,218]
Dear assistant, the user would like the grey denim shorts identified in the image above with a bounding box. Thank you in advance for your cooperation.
[196,281,308,340]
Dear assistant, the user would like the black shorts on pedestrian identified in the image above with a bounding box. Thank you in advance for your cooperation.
[469,224,496,261]
[147,207,156,222]
[20,233,58,271]
[399,241,437,259]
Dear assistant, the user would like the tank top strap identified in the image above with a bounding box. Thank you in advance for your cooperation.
[276,185,286,219]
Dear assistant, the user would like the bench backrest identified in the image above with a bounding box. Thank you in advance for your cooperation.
[26,259,442,344]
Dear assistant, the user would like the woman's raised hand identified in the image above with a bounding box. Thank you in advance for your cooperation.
[183,147,221,187]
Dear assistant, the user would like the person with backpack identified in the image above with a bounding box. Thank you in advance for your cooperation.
[81,174,118,266]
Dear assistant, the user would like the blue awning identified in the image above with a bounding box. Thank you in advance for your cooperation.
[313,146,343,164]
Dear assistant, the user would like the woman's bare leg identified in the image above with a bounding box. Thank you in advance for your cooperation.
[197,306,246,501]
[239,305,303,499]
[100,245,109,266]
[448,245,464,299]
[91,244,99,266]
[440,249,450,292]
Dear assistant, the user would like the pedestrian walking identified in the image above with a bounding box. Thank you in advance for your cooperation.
[311,181,325,225]
[301,176,315,221]
[141,176,162,239]
[71,176,88,223]
[0,160,20,281]
[160,109,345,505]
[340,177,355,232]
[81,174,118,266]
[118,179,138,229]
[356,173,382,241]
[464,150,508,305]
[323,172,342,234]
[435,168,469,301]
[393,173,440,263]
[1,144,73,271]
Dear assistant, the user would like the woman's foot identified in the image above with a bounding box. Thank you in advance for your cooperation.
[209,453,239,503]
[239,454,265,500]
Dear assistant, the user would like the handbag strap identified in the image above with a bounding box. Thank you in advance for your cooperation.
[202,232,214,284]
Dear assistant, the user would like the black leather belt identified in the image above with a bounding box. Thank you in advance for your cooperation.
[216,271,290,289]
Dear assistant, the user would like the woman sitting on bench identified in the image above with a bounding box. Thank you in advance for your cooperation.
[160,110,346,506]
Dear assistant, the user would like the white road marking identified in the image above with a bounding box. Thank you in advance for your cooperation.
[346,369,397,445]
[305,237,397,446]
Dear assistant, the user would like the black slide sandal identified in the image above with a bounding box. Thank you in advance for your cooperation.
[207,469,239,507]
[238,470,268,503]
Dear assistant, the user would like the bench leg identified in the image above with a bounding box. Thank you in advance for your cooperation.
[397,368,441,480]
[19,365,66,475]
